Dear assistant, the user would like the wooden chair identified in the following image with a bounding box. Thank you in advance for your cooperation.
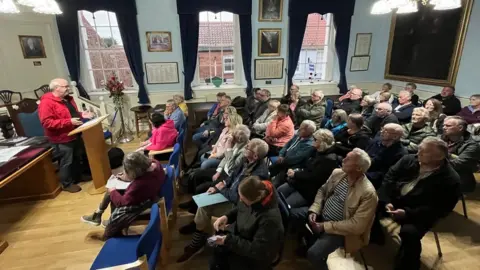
[7,98,38,136]
[33,84,50,99]
[0,90,22,105]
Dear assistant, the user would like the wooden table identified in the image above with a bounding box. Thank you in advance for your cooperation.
[0,147,60,255]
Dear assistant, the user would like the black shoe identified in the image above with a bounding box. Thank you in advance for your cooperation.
[179,200,194,210]
[187,205,198,215]
[81,211,102,226]
[176,231,207,263]
[62,184,82,193]
[179,221,197,235]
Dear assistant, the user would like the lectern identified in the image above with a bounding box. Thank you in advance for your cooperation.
[68,115,110,195]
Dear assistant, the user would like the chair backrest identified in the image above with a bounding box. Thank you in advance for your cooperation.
[177,129,185,146]
[325,98,334,118]
[277,192,291,229]
[168,143,181,171]
[160,165,175,213]
[34,84,51,99]
[136,203,161,269]
[0,90,22,105]
[17,110,44,137]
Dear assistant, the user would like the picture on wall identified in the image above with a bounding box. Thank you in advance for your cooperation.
[18,35,46,59]
[259,0,283,22]
[384,0,473,86]
[258,29,282,57]
[146,31,172,52]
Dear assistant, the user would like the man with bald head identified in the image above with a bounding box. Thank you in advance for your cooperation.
[39,78,93,193]
[365,102,399,137]
[337,88,363,114]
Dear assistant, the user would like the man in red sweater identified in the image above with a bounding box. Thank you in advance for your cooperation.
[38,78,92,193]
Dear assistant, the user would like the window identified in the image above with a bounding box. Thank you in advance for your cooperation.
[197,11,235,85]
[294,13,335,82]
[78,10,134,92]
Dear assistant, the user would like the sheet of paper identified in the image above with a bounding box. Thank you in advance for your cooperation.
[192,192,228,208]
[0,146,30,163]
[105,175,131,190]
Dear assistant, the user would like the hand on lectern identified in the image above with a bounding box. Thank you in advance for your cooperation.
[71,118,83,126]
[82,111,94,119]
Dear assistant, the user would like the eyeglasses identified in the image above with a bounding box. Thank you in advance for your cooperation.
[59,85,70,88]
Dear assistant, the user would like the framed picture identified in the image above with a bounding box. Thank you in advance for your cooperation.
[145,62,179,84]
[354,33,372,56]
[350,56,370,72]
[385,0,473,86]
[18,35,46,59]
[146,31,172,52]
[258,29,282,57]
[259,0,283,22]
[254,58,284,80]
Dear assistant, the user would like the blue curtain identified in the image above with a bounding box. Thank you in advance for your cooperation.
[287,14,308,89]
[56,10,90,99]
[177,0,252,99]
[179,14,200,100]
[333,13,352,94]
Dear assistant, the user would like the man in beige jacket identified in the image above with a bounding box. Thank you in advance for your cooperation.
[306,148,378,269]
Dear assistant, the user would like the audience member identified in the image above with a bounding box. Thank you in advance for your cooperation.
[251,99,279,138]
[335,113,371,156]
[210,176,284,270]
[442,116,480,192]
[338,85,358,102]
[173,94,188,117]
[393,90,416,124]
[103,152,165,239]
[376,137,460,270]
[207,92,227,119]
[457,94,480,124]
[284,85,307,120]
[242,88,261,124]
[251,89,271,124]
[269,120,316,186]
[429,86,462,115]
[301,149,377,268]
[360,95,376,119]
[264,104,295,156]
[277,129,338,209]
[365,103,399,136]
[401,107,436,153]
[424,98,446,134]
[371,83,394,103]
[281,84,299,104]
[200,114,242,169]
[324,109,348,136]
[138,113,177,160]
[39,78,94,193]
[177,139,269,262]
[379,91,392,103]
[338,88,363,114]
[404,82,420,106]
[164,99,186,130]
[365,123,407,189]
[295,90,326,129]
[193,100,233,147]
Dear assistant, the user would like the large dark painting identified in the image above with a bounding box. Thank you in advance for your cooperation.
[385,0,473,86]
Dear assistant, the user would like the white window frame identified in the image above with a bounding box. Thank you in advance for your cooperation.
[193,12,244,89]
[78,10,137,93]
[223,55,235,74]
[293,13,336,83]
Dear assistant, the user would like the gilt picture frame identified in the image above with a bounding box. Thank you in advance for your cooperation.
[19,35,46,59]
[146,31,172,52]
[259,0,283,22]
[258,28,282,57]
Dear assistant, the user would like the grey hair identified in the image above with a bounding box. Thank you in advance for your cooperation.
[234,124,251,143]
[313,129,335,152]
[268,99,280,108]
[49,78,67,91]
[383,123,403,137]
[166,99,177,108]
[351,148,372,173]
[262,89,271,98]
[362,95,376,105]
[445,115,467,131]
[301,120,317,133]
[333,109,348,123]
[173,94,185,103]
[123,152,152,180]
[249,138,269,159]
[413,107,430,119]
[420,137,448,159]
[313,90,325,101]
[399,90,412,100]
[377,102,393,113]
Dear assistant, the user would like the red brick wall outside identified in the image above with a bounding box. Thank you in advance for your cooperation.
[198,50,234,83]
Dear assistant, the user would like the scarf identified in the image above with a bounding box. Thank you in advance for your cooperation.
[261,180,274,206]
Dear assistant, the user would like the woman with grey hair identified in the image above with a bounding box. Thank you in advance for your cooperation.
[360,95,377,118]
[324,109,348,136]
[277,129,339,208]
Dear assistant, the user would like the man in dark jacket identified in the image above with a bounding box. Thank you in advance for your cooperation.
[366,123,408,189]
[429,86,462,116]
[393,90,416,124]
[376,137,460,270]
[177,139,269,262]
[337,87,363,115]
[242,88,261,124]
[295,90,326,129]
[442,116,480,192]
[210,176,284,270]
[365,102,399,137]
[250,89,271,125]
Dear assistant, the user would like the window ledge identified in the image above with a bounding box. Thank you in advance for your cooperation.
[88,89,139,96]
[293,80,338,86]
[192,84,246,91]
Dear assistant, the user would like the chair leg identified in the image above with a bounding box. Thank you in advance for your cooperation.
[433,231,443,258]
[134,113,140,137]
[359,249,368,270]
[461,194,468,219]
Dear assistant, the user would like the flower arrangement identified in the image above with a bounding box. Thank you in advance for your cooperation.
[105,74,125,98]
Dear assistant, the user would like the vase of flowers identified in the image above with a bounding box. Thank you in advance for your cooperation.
[105,74,132,143]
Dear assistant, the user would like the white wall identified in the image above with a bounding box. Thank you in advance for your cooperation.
[0,9,68,99]
[346,0,480,98]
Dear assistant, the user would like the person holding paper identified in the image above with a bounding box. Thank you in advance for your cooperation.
[209,176,284,270]
[38,78,94,193]
[177,139,269,263]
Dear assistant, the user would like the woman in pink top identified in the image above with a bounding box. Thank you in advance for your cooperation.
[265,104,294,156]
[200,113,243,169]
[138,113,178,160]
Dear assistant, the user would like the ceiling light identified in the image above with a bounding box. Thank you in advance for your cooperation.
[33,0,62,15]
[0,0,20,13]
[371,1,392,14]
[434,0,461,10]
[17,0,37,7]
[397,1,419,13]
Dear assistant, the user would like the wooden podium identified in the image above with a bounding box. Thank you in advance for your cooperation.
[68,115,110,195]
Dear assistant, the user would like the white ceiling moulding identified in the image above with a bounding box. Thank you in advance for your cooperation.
[0,0,62,14]
[371,0,461,14]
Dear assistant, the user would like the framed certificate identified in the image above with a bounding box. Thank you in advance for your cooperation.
[354,33,372,56]
[350,56,370,72]
[254,59,284,79]
[145,62,179,84]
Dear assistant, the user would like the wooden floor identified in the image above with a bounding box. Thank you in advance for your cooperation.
[0,136,480,270]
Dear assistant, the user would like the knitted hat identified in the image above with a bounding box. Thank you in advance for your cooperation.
[108,147,124,170]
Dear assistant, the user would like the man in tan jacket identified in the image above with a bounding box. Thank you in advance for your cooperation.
[306,148,378,269]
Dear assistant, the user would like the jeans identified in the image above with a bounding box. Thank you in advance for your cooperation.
[277,183,309,208]
[395,223,428,270]
[307,233,344,269]
[201,157,221,170]
[193,131,208,148]
[98,191,111,212]
[54,139,84,187]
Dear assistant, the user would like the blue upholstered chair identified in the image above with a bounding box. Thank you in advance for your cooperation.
[17,110,44,137]
[325,98,334,118]
[90,204,164,270]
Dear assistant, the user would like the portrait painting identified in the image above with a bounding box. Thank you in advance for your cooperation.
[385,0,473,86]
[146,31,172,52]
[19,35,46,59]
[259,0,283,22]
[259,29,282,57]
